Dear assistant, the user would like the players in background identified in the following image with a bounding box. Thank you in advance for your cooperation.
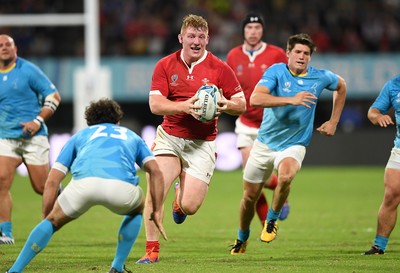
[136,14,246,264]
[230,33,346,254]
[0,34,61,245]
[6,98,166,273]
[226,13,289,231]
[363,75,400,255]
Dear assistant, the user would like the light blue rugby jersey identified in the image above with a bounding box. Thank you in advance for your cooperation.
[0,57,57,138]
[257,63,339,151]
[55,123,155,185]
[370,75,400,148]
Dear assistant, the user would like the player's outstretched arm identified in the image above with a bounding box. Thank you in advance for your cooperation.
[42,168,66,218]
[143,159,168,241]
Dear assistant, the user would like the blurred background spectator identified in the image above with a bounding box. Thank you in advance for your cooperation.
[0,0,399,57]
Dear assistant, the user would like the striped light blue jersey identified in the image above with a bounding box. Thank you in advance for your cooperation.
[55,123,155,185]
[0,57,57,138]
[370,75,400,148]
[257,63,339,151]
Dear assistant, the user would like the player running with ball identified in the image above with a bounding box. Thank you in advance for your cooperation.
[136,14,246,264]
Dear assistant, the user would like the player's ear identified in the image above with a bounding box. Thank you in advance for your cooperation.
[178,34,183,44]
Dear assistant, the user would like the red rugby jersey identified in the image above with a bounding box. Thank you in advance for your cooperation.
[151,49,243,141]
[226,42,287,128]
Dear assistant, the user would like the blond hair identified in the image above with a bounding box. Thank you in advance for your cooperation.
[180,14,208,35]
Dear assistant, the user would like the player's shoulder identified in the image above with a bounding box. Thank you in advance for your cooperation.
[390,74,400,85]
[269,62,286,72]
[305,65,327,75]
[16,57,33,68]
[206,51,231,68]
[266,43,286,53]
[156,50,180,66]
[227,45,243,56]
[16,57,42,73]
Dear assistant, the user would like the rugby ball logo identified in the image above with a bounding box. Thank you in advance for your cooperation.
[194,84,221,122]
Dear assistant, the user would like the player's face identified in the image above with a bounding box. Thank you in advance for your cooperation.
[244,23,263,48]
[287,44,311,75]
[179,26,209,64]
[0,35,17,65]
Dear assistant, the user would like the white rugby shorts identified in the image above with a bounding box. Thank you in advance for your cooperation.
[58,177,144,218]
[386,147,400,169]
[152,125,216,184]
[0,136,50,165]
[234,118,259,149]
[244,139,306,183]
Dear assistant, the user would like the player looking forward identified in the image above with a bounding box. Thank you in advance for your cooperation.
[230,33,346,254]
[136,14,246,264]
[226,13,289,229]
[0,34,61,245]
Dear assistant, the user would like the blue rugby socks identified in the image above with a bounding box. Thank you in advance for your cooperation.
[9,219,56,272]
[111,214,142,272]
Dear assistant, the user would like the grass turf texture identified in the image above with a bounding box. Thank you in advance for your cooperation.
[1,166,399,272]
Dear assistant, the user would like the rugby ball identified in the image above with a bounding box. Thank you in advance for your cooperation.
[194,84,221,122]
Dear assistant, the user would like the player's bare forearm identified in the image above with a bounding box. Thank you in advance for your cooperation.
[219,96,246,115]
[42,169,65,218]
[149,94,199,116]
[368,108,394,127]
[329,76,347,124]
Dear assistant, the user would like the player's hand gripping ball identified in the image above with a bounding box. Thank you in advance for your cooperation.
[194,84,221,122]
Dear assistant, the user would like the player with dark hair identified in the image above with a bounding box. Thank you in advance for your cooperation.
[363,75,400,255]
[226,13,289,238]
[230,33,346,254]
[136,14,246,264]
[0,34,61,245]
[6,98,166,273]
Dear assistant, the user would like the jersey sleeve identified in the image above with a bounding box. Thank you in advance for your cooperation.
[135,137,156,168]
[370,81,392,114]
[257,64,279,91]
[219,63,243,99]
[55,133,78,170]
[150,59,170,96]
[27,62,57,99]
[320,69,339,91]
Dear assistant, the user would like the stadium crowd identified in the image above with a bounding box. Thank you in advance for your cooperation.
[0,0,399,57]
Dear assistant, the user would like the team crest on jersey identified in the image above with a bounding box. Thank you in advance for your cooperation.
[236,64,243,76]
[282,81,291,92]
[202,78,210,84]
[170,74,178,86]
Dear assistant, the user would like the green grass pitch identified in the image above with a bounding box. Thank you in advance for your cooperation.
[1,166,400,272]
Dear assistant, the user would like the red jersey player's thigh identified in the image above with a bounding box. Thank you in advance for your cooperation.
[154,154,182,191]
[178,172,208,215]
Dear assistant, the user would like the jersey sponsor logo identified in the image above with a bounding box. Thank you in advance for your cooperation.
[3,75,7,81]
[186,75,194,81]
